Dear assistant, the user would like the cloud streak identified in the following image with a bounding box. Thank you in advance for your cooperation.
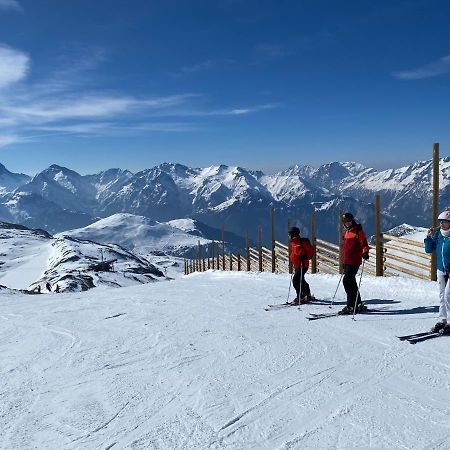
[0,0,23,12]
[392,55,450,80]
[0,45,279,148]
[0,45,29,88]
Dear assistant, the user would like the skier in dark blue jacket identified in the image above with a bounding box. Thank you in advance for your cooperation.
[424,210,450,334]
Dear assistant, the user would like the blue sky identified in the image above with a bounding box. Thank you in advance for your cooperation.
[1,0,450,175]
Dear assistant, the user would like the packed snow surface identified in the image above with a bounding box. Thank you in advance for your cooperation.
[1,270,450,449]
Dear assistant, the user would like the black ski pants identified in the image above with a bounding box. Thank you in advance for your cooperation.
[292,267,311,300]
[343,264,361,308]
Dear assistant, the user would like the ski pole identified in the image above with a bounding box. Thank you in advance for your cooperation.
[329,272,344,308]
[352,260,365,320]
[286,272,294,304]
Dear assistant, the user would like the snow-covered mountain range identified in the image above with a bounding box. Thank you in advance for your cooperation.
[1,158,449,243]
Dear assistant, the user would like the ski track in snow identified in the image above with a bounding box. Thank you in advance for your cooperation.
[1,270,450,449]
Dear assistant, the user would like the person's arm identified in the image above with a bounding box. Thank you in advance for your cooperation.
[424,228,437,253]
[359,229,370,260]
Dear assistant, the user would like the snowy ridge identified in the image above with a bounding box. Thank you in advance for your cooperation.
[0,221,166,293]
[58,213,210,257]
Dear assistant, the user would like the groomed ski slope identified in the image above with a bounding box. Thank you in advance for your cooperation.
[1,270,450,450]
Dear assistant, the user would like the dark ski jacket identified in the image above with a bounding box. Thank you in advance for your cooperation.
[425,229,450,273]
[290,236,315,270]
[343,223,369,266]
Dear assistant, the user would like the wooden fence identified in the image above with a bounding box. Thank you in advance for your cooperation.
[186,194,435,281]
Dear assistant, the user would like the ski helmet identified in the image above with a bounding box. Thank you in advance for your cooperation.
[288,226,300,238]
[342,212,354,222]
[438,211,450,221]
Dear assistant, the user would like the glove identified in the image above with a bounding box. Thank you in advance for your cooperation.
[362,252,369,260]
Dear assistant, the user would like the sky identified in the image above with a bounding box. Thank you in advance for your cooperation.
[1,0,450,176]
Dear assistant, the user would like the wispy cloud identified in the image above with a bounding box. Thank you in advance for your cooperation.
[392,55,450,80]
[223,103,280,115]
[0,45,29,88]
[0,134,20,147]
[1,94,197,122]
[30,121,200,135]
[0,44,278,148]
[0,0,23,12]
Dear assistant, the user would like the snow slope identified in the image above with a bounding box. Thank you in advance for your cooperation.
[59,213,210,257]
[1,270,449,449]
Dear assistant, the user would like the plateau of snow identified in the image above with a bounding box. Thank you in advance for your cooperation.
[1,268,449,449]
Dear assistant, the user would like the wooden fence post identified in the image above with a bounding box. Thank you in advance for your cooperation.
[311,213,317,274]
[375,195,384,276]
[238,253,241,271]
[431,143,439,281]
[258,226,263,272]
[222,227,225,271]
[198,241,202,272]
[338,210,343,274]
[288,218,293,274]
[246,234,251,271]
[211,240,215,269]
[216,242,220,269]
[271,207,276,273]
[229,253,233,271]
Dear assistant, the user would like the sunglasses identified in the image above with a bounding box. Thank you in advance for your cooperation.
[439,219,450,224]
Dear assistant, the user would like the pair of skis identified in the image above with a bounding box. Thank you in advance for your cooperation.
[265,297,317,311]
[306,307,386,320]
[264,302,299,311]
[397,331,447,344]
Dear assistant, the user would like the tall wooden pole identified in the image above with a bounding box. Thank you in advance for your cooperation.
[287,218,293,274]
[338,209,343,274]
[311,213,317,274]
[221,227,225,271]
[375,195,383,276]
[431,143,439,281]
[258,226,263,272]
[271,207,276,273]
[246,233,251,271]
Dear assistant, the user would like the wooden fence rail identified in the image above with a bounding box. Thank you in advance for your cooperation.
[185,199,434,282]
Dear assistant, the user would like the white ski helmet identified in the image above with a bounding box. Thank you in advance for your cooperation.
[438,211,450,221]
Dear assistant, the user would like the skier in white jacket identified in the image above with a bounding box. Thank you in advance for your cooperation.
[424,210,450,334]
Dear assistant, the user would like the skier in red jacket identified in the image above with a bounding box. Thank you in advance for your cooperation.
[288,226,315,305]
[339,212,370,315]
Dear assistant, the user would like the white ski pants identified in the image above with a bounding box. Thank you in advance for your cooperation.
[437,270,450,321]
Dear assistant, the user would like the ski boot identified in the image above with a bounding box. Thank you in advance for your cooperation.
[338,306,352,315]
[431,321,447,333]
[299,295,314,304]
[439,324,450,335]
[356,302,368,313]
[291,297,299,306]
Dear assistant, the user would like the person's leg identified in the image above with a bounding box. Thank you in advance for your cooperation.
[437,270,449,320]
[343,264,360,308]
[292,268,301,302]
[432,271,449,332]
[300,268,311,299]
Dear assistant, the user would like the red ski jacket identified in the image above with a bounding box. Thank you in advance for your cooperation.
[343,223,369,265]
[290,236,315,269]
